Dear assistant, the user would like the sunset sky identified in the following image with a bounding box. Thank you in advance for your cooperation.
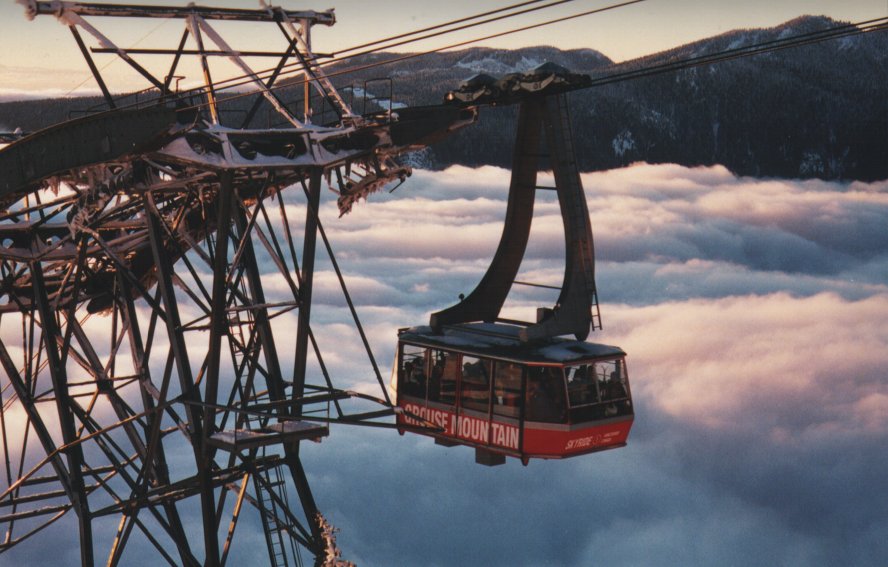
[1,1,888,566]
[1,0,886,98]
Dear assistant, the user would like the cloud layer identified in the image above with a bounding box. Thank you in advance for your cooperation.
[2,163,886,566]
[296,164,888,567]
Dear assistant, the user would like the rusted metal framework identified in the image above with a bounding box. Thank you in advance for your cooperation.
[0,3,473,566]
[0,150,342,567]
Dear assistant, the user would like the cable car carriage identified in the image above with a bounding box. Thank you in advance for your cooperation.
[392,323,633,466]
[392,70,634,465]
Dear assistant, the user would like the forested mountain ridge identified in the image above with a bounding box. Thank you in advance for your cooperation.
[1,16,885,180]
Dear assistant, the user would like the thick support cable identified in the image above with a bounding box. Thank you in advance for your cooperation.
[331,0,551,57]
[133,0,648,115]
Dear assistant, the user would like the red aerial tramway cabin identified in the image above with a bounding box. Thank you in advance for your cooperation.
[392,323,633,466]
[391,73,635,465]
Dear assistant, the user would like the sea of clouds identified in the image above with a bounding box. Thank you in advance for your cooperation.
[290,163,888,567]
[2,162,886,566]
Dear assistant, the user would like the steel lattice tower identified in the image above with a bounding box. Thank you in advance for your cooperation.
[0,2,474,565]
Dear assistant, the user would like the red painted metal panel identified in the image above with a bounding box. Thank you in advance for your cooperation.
[398,396,632,460]
[522,418,633,457]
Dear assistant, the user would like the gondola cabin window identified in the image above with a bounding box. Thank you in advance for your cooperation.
[400,345,428,399]
[461,356,492,412]
[492,361,522,417]
[432,349,458,405]
[565,358,631,421]
[525,366,566,423]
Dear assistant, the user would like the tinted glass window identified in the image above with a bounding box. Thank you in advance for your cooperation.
[525,366,566,423]
[429,349,458,405]
[460,356,492,412]
[599,359,631,416]
[567,358,632,421]
[400,345,427,399]
[492,361,522,417]
[565,363,598,407]
[597,359,629,403]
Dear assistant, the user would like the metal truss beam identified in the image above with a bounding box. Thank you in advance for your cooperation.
[30,261,95,566]
[26,2,336,25]
[145,191,220,566]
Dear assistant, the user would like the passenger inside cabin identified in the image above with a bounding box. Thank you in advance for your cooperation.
[428,356,444,402]
[602,367,631,416]
[607,371,627,400]
[495,386,507,405]
[567,364,596,406]
[403,359,415,385]
[407,359,427,397]
[461,357,491,411]
[525,367,565,422]
[492,361,522,417]
[440,358,458,404]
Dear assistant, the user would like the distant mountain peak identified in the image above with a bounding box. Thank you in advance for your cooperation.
[452,46,611,75]
[454,53,546,75]
[777,14,840,30]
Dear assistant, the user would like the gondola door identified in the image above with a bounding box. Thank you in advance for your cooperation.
[455,356,494,448]
[396,345,458,437]
[488,361,523,455]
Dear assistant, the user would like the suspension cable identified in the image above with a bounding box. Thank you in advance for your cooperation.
[331,0,579,58]
[125,0,588,109]
[228,12,888,111]
[585,16,888,88]
[54,3,886,124]
[331,0,554,56]
[188,3,883,116]
[177,0,648,115]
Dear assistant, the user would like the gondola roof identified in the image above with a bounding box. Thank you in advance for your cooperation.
[398,323,625,365]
